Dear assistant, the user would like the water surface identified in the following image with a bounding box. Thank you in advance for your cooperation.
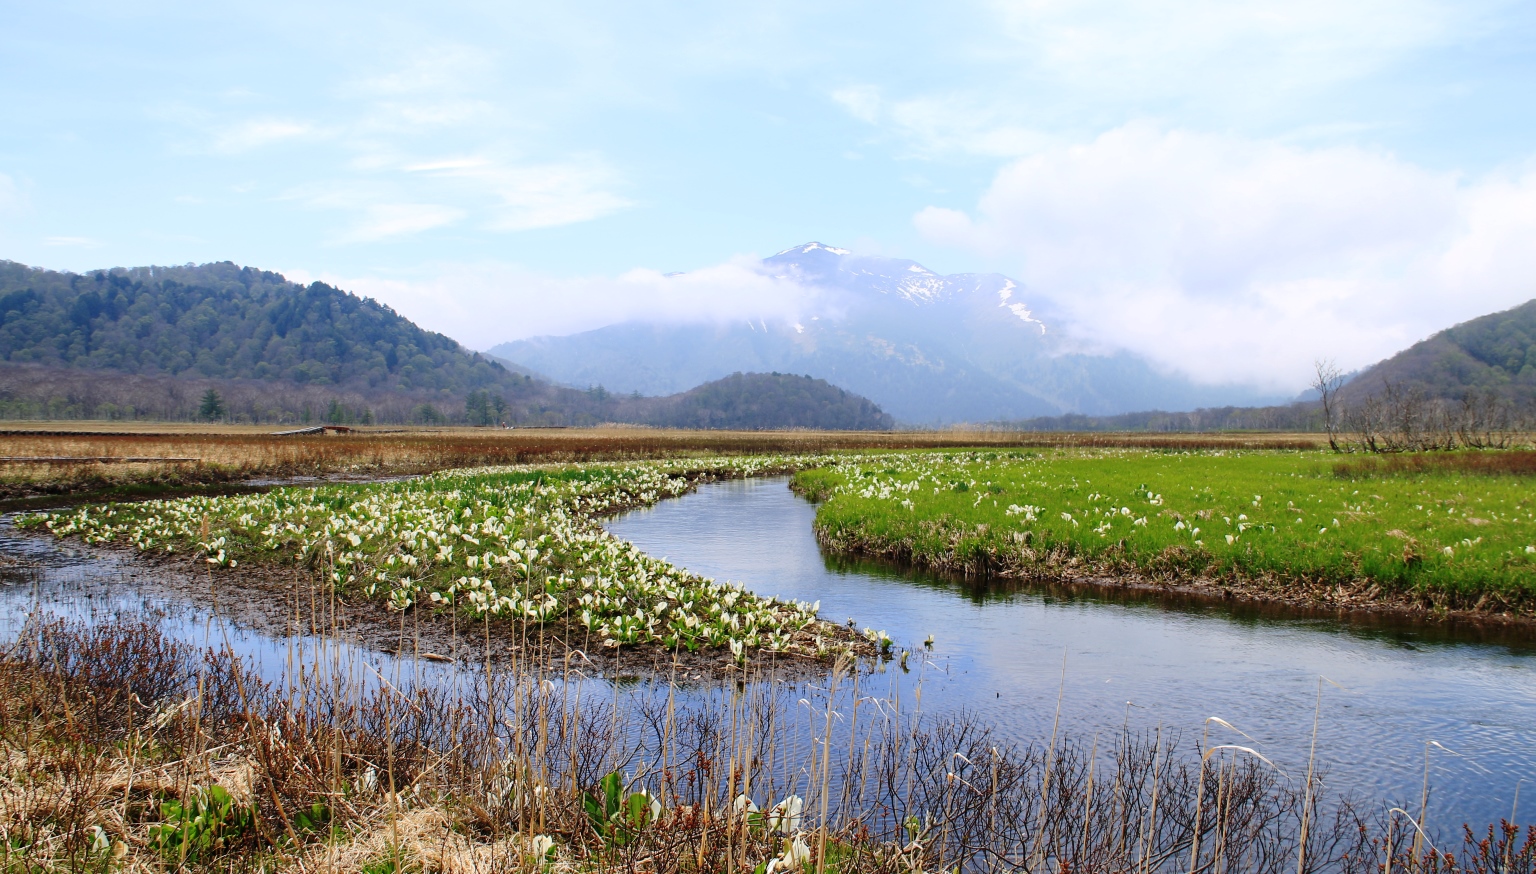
[607,476,1536,830]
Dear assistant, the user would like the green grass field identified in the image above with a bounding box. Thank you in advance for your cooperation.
[795,449,1536,614]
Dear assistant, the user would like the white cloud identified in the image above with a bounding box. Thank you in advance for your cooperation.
[405,154,631,231]
[332,203,465,243]
[189,42,629,239]
[885,97,1060,159]
[828,0,1494,160]
[984,0,1465,103]
[347,43,495,98]
[212,118,315,153]
[287,255,825,349]
[916,123,1536,390]
[831,85,881,124]
[43,236,102,247]
[285,148,628,241]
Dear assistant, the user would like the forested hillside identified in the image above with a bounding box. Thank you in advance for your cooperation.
[637,372,894,430]
[1342,298,1536,403]
[0,261,894,429]
[0,261,516,394]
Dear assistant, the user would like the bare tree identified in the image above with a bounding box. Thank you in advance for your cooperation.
[1310,359,1346,452]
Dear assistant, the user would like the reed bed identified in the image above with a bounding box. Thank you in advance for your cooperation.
[8,608,1530,874]
[1332,450,1536,479]
[0,428,1326,504]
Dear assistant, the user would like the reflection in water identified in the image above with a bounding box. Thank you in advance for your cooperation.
[606,476,1536,830]
[0,517,462,707]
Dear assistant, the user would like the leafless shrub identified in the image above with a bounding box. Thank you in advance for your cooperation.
[1327,374,1531,454]
[0,614,1518,873]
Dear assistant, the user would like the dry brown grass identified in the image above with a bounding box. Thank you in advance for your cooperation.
[0,425,1327,502]
[0,613,1373,874]
[1332,449,1536,479]
[8,610,1534,874]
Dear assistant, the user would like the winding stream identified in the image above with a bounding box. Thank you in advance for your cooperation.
[606,476,1536,831]
[2,473,1533,835]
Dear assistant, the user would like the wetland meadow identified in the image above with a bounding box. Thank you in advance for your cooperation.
[2,432,1534,873]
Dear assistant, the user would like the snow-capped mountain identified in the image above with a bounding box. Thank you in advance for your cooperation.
[766,242,1040,322]
[489,244,1283,424]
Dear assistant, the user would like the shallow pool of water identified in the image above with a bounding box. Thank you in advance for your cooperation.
[606,476,1536,831]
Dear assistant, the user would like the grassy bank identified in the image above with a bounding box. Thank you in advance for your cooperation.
[795,449,1536,617]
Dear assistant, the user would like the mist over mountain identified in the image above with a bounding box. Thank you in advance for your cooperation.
[0,260,894,429]
[490,244,1287,424]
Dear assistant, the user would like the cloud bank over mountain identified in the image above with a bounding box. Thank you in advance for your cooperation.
[487,243,1290,424]
[914,124,1536,392]
[287,256,832,349]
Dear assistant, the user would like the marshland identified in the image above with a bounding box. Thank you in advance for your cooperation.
[3,432,1535,873]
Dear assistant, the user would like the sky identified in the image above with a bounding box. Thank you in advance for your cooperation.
[3,0,1535,392]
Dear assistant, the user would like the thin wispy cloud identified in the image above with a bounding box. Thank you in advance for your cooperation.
[332,203,466,244]
[0,173,23,214]
[404,154,631,232]
[289,255,825,349]
[211,118,316,154]
[830,86,881,124]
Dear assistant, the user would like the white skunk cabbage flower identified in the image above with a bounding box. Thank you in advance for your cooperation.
[530,834,556,860]
[732,794,760,816]
[766,794,804,833]
[766,834,813,873]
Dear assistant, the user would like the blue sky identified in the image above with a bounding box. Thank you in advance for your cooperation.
[3,1,1535,389]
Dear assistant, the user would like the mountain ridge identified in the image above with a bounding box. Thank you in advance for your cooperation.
[490,243,1284,423]
[1340,297,1536,405]
[0,260,894,429]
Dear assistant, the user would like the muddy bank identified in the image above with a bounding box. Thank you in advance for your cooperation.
[2,522,869,683]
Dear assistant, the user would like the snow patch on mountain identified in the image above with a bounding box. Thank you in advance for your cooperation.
[489,242,1288,423]
[775,242,851,256]
[997,280,1045,333]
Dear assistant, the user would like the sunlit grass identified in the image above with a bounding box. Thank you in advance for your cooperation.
[797,449,1536,611]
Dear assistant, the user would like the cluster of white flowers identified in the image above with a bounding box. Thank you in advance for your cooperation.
[23,456,861,659]
[733,793,809,873]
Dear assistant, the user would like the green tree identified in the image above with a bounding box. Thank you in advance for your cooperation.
[198,388,225,421]
[465,390,508,425]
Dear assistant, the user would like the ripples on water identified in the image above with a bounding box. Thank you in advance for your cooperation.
[606,476,1536,829]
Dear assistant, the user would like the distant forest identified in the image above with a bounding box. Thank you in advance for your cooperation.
[0,362,895,430]
[0,260,894,429]
[998,403,1326,433]
[0,260,521,395]
[635,372,894,431]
